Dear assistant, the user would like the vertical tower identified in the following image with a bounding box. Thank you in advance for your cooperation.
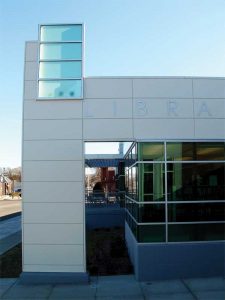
[21,24,87,283]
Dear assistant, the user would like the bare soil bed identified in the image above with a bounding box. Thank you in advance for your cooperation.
[86,227,133,275]
[0,243,22,278]
[0,227,133,278]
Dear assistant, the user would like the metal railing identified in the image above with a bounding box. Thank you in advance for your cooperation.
[85,189,125,207]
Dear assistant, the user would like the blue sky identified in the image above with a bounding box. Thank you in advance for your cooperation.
[1,0,225,167]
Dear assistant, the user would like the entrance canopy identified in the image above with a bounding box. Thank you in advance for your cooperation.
[85,154,124,167]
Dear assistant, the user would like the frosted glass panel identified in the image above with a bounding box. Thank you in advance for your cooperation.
[40,25,82,42]
[39,80,82,98]
[40,43,82,60]
[39,61,82,79]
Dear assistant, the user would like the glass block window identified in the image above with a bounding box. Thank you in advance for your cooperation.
[38,24,83,99]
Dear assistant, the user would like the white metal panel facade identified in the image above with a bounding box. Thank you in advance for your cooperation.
[22,41,225,275]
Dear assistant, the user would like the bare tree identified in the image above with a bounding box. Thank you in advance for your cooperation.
[85,168,101,190]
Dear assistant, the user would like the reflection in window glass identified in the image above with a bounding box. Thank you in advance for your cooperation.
[125,143,136,166]
[168,223,225,242]
[39,61,82,79]
[168,203,225,222]
[167,142,225,161]
[40,43,82,60]
[126,212,137,238]
[139,204,165,223]
[167,142,194,161]
[125,142,225,244]
[138,225,165,242]
[131,144,137,161]
[127,166,138,200]
[196,142,225,160]
[126,198,138,220]
[39,80,82,98]
[139,163,165,202]
[132,166,138,200]
[167,163,225,201]
[40,25,82,42]
[139,143,164,161]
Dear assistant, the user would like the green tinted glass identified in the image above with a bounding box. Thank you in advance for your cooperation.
[167,142,194,161]
[138,225,165,242]
[168,203,225,222]
[196,142,225,160]
[139,163,165,202]
[168,223,225,242]
[167,163,225,201]
[138,204,165,223]
[138,143,164,161]
[167,142,225,161]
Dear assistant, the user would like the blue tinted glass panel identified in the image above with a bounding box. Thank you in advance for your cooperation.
[39,61,82,79]
[40,25,82,41]
[39,80,82,98]
[40,43,82,60]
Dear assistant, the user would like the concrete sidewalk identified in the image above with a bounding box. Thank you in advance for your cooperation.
[0,199,22,217]
[0,215,21,255]
[0,275,225,299]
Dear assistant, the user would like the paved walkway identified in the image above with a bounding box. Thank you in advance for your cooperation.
[0,215,22,254]
[0,275,224,299]
[0,199,22,217]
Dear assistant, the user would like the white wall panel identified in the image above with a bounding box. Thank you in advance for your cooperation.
[23,119,82,140]
[24,62,38,81]
[194,99,225,118]
[133,98,194,118]
[24,244,84,265]
[24,81,37,100]
[23,140,82,161]
[24,100,82,119]
[23,202,83,223]
[23,181,83,203]
[22,74,225,276]
[24,223,83,244]
[23,161,83,182]
[134,119,195,139]
[83,99,132,118]
[84,78,132,98]
[83,119,133,140]
[195,119,225,139]
[25,42,38,62]
[23,264,84,272]
[193,79,225,98]
[133,78,193,98]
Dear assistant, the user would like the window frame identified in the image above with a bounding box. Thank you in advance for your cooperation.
[37,23,84,100]
[125,140,225,244]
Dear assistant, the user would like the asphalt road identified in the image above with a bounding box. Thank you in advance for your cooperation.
[0,200,22,217]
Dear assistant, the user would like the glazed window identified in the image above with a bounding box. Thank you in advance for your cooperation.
[125,141,225,243]
[38,24,83,99]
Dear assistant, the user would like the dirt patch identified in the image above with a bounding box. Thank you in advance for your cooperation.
[0,243,22,278]
[86,227,133,275]
[0,228,133,278]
